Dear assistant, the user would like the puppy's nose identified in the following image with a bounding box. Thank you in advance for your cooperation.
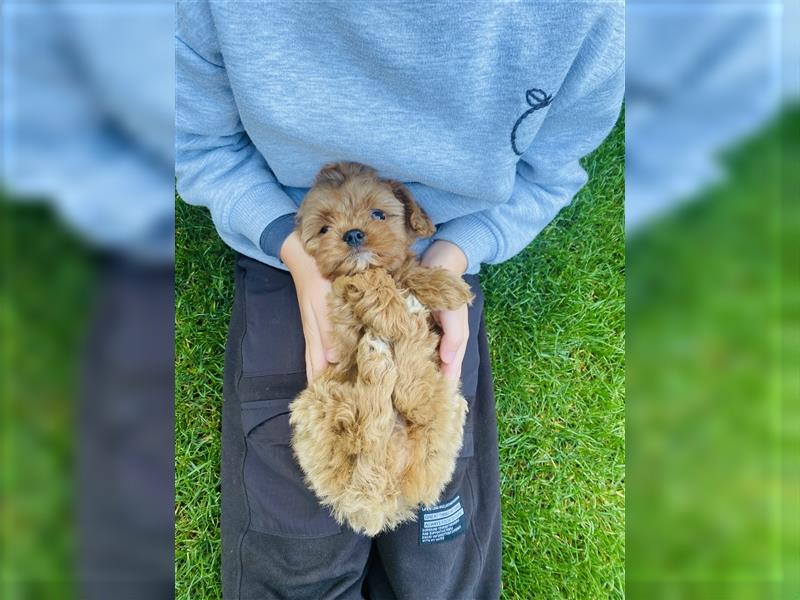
[343,229,365,247]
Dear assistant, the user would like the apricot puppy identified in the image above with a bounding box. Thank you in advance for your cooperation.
[288,162,473,536]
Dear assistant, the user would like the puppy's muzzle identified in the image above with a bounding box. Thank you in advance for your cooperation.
[343,229,366,248]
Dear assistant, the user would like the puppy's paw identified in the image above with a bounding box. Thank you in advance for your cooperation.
[404,293,426,314]
[433,270,475,311]
[333,274,366,302]
[333,270,395,298]
[398,266,474,312]
[362,268,396,290]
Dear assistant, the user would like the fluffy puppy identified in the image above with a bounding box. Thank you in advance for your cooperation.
[289,162,473,536]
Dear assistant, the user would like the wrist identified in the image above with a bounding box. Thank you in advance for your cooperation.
[280,232,310,272]
[281,231,326,286]
[421,240,468,275]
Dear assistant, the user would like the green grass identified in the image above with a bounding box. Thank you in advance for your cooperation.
[482,118,625,598]
[176,113,626,599]
[626,107,799,599]
[1,201,93,600]
[174,202,233,599]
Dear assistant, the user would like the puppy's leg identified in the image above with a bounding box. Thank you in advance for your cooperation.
[390,325,468,507]
[324,332,397,463]
[292,330,403,536]
[396,265,474,312]
[337,331,410,535]
[290,378,359,517]
[332,270,413,341]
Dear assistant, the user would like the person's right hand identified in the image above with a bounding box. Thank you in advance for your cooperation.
[280,231,337,382]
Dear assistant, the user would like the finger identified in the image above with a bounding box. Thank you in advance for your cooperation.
[438,309,465,365]
[313,295,339,364]
[302,303,328,377]
[304,346,313,384]
[442,310,469,381]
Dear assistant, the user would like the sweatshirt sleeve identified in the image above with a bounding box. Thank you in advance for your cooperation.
[433,60,624,274]
[175,2,296,260]
[2,1,175,263]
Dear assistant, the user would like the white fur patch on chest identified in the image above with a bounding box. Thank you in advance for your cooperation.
[354,252,374,270]
[404,293,425,314]
[366,334,391,356]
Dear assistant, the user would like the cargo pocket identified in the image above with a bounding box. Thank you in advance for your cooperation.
[240,399,342,538]
[458,423,475,459]
[444,419,474,500]
[239,255,306,378]
[450,421,474,488]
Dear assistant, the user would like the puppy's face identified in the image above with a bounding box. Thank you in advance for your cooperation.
[297,162,435,279]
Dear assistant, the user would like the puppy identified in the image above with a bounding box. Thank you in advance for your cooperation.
[289,162,473,536]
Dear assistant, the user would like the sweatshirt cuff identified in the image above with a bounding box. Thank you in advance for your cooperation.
[432,214,501,275]
[259,213,297,259]
[227,183,297,253]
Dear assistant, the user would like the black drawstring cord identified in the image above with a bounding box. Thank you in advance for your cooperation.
[510,88,553,156]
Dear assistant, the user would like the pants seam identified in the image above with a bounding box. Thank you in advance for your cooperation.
[235,266,252,600]
[466,443,486,598]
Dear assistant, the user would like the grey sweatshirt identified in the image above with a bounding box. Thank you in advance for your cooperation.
[176,1,624,273]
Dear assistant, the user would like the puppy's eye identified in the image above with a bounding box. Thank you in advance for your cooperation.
[319,225,330,234]
[370,209,386,220]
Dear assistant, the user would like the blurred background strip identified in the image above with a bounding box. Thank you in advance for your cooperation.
[626,0,798,598]
[1,1,175,599]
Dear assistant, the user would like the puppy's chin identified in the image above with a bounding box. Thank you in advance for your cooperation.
[350,251,375,273]
[318,248,401,279]
[333,250,375,277]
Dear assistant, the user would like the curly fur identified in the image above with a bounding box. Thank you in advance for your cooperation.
[289,162,474,536]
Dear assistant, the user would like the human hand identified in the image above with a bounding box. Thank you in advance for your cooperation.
[280,232,337,381]
[421,240,469,381]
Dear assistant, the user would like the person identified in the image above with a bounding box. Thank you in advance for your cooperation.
[176,2,623,598]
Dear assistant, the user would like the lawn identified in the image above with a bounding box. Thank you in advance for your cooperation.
[626,107,799,598]
[175,113,626,599]
[1,201,93,599]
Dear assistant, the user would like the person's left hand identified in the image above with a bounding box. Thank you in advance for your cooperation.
[432,304,469,381]
[421,240,469,381]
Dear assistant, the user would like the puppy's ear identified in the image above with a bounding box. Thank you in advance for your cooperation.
[315,162,375,187]
[388,181,436,238]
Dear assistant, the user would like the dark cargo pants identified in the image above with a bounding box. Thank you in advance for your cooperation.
[221,254,502,599]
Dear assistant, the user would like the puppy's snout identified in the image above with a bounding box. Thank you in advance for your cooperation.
[343,229,366,248]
